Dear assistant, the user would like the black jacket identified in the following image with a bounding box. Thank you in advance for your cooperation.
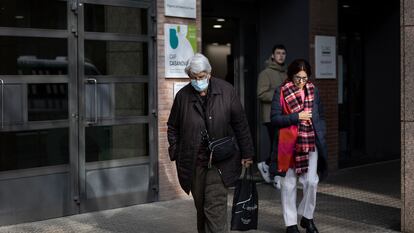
[167,77,254,193]
[270,85,328,180]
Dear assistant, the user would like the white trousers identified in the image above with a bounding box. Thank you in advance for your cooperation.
[280,148,319,226]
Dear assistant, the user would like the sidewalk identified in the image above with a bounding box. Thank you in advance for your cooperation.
[0,160,400,233]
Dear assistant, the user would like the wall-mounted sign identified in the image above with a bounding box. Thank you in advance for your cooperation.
[165,0,196,19]
[164,24,197,78]
[173,82,189,98]
[315,35,336,79]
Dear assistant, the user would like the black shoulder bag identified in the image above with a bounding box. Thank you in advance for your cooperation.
[201,128,238,168]
[209,135,237,166]
[197,95,238,168]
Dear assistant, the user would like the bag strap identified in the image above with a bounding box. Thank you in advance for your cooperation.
[240,166,247,179]
[239,166,254,180]
[208,136,233,151]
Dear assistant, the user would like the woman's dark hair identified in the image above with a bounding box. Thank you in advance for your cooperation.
[287,58,312,81]
[272,44,287,54]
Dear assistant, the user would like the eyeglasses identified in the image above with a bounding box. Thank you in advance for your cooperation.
[190,72,209,80]
[293,75,308,82]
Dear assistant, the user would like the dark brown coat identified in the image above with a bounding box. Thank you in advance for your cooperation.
[167,77,254,194]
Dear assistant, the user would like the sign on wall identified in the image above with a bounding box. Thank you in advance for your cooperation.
[173,82,189,98]
[315,35,336,79]
[164,24,197,78]
[165,0,196,19]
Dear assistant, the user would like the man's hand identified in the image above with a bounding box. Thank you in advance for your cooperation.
[241,158,253,168]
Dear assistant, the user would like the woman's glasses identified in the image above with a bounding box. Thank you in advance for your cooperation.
[293,75,308,82]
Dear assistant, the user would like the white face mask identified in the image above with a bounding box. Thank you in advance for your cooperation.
[191,78,209,92]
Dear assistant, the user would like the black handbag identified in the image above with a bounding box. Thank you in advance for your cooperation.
[197,95,237,168]
[203,128,238,168]
[231,166,259,231]
[208,136,237,165]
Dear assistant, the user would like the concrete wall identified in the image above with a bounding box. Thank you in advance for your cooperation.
[258,0,309,69]
[401,0,414,231]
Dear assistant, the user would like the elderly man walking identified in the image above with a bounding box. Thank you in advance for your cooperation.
[167,53,255,233]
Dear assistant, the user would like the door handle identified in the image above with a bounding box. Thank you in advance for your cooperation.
[0,79,3,129]
[71,0,78,13]
[86,78,98,125]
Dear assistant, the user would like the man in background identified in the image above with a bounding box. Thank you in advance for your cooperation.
[257,44,287,185]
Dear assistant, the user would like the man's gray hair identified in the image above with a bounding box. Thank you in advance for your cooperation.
[184,53,212,76]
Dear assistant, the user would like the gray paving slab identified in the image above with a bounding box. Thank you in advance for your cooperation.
[0,160,401,233]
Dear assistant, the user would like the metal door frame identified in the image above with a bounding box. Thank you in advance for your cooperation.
[0,0,157,223]
[0,0,80,221]
[75,0,157,212]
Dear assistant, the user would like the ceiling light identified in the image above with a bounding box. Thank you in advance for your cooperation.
[217,18,225,22]
[342,4,350,8]
[15,15,24,19]
[213,24,222,29]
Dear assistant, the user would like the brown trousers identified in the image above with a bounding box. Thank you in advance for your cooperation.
[191,166,229,233]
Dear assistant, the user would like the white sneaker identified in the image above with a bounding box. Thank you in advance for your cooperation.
[273,176,281,190]
[257,162,271,183]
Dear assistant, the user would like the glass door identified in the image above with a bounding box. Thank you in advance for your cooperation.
[0,0,156,224]
[77,0,156,212]
[0,0,78,224]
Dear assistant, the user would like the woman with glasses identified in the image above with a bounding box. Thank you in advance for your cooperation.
[167,53,254,233]
[271,59,328,233]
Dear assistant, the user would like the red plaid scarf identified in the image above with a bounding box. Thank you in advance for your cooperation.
[281,81,316,175]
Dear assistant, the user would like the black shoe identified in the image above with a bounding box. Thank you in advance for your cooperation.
[300,217,319,233]
[286,225,301,233]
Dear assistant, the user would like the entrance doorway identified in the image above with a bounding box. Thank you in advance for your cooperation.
[0,0,156,225]
[201,13,259,149]
[338,0,400,167]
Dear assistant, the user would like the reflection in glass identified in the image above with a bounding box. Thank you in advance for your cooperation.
[0,37,68,75]
[2,84,24,124]
[84,40,148,75]
[115,83,148,116]
[85,83,148,120]
[0,128,69,171]
[0,0,67,29]
[85,4,147,34]
[28,83,68,121]
[85,124,149,162]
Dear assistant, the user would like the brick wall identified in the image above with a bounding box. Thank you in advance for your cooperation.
[309,0,339,172]
[156,0,202,201]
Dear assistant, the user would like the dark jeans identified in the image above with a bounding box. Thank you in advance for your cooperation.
[191,166,229,233]
[259,122,275,165]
